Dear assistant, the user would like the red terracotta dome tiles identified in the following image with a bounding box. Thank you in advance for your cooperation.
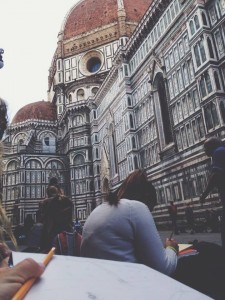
[64,0,118,39]
[63,0,151,40]
[12,101,57,124]
[123,0,152,22]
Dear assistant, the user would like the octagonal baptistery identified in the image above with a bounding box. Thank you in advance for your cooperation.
[49,0,151,88]
[11,101,57,125]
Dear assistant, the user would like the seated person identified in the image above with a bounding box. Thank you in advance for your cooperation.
[81,169,178,276]
[53,230,82,256]
[23,211,43,253]
[52,197,82,256]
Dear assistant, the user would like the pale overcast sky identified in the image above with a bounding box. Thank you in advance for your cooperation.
[0,0,79,122]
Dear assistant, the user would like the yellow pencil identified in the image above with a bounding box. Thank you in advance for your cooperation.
[12,247,55,300]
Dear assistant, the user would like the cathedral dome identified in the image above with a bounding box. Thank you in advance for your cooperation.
[62,0,151,39]
[11,101,57,124]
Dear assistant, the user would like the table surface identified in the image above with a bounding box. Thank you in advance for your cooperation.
[13,252,211,300]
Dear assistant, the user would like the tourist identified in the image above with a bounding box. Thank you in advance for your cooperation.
[46,177,64,197]
[40,187,73,253]
[185,203,195,234]
[168,201,179,235]
[81,169,178,276]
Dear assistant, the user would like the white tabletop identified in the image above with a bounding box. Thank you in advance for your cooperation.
[13,252,211,300]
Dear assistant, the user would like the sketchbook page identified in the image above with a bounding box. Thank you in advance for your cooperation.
[178,244,193,253]
[13,252,209,300]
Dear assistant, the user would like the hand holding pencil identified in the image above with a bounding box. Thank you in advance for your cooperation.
[12,247,55,300]
[165,232,179,254]
[0,258,44,300]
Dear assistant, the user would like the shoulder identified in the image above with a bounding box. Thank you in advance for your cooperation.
[214,146,225,156]
[119,198,151,213]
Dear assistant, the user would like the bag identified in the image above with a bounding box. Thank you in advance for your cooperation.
[173,241,225,299]
[53,231,82,256]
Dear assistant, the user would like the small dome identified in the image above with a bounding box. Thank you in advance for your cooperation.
[11,101,57,124]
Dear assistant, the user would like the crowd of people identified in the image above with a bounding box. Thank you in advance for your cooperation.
[0,97,225,298]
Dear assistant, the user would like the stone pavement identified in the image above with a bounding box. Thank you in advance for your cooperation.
[7,230,222,252]
[158,230,222,246]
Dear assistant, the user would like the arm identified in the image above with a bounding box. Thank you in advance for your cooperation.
[132,202,177,275]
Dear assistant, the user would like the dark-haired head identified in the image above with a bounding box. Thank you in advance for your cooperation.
[49,177,59,186]
[46,185,59,198]
[204,137,224,157]
[107,169,157,211]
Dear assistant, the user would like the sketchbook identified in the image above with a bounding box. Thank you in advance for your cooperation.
[13,252,208,300]
[178,244,193,253]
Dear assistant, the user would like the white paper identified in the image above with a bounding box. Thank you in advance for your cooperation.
[13,252,211,300]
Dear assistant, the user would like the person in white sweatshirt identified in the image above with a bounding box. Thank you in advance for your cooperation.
[81,169,178,276]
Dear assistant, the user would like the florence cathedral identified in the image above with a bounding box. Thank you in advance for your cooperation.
[2,0,225,227]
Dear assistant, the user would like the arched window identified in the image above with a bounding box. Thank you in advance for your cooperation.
[96,165,100,174]
[202,12,207,25]
[204,102,219,130]
[199,39,206,62]
[194,15,200,29]
[92,87,98,96]
[194,45,201,67]
[128,97,132,107]
[207,38,214,58]
[77,89,85,101]
[7,161,17,171]
[214,71,221,90]
[220,101,225,123]
[211,102,219,126]
[96,148,99,159]
[108,125,118,176]
[69,94,72,103]
[57,60,61,70]
[205,72,212,93]
[73,115,83,126]
[44,137,49,146]
[132,136,136,148]
[189,20,195,35]
[74,154,85,165]
[153,72,173,145]
[134,156,138,169]
[129,114,134,128]
[41,133,56,153]
[90,180,94,191]
[200,77,207,98]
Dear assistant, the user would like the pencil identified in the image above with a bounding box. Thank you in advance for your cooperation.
[169,231,174,241]
[12,247,55,300]
[8,252,14,268]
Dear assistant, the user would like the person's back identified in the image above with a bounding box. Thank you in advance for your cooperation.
[81,170,178,276]
[81,198,177,275]
[168,202,177,218]
[81,199,140,262]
